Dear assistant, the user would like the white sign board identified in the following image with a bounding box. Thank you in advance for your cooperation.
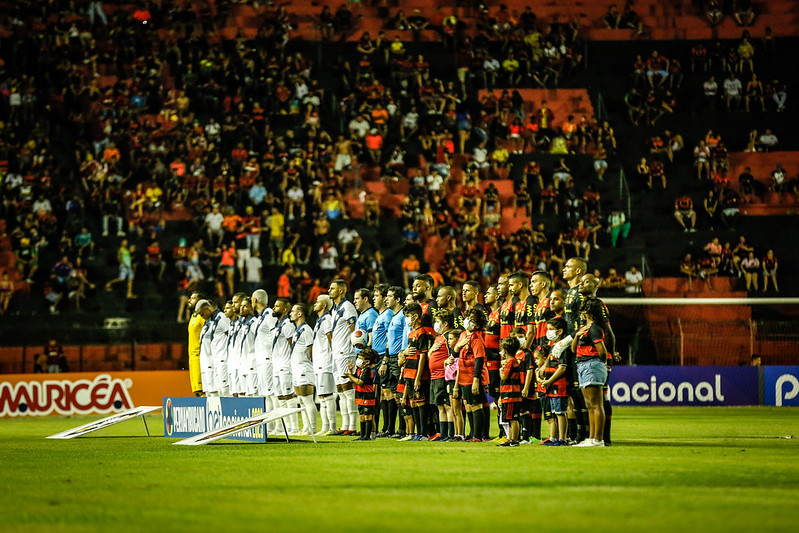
[47,406,161,439]
[173,407,308,446]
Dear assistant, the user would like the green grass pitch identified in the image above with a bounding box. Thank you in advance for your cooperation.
[1,407,798,532]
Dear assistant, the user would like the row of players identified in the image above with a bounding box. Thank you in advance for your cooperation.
[187,256,616,446]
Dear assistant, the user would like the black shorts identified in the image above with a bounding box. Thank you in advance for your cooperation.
[519,397,533,415]
[488,368,501,400]
[446,380,457,396]
[501,401,520,422]
[528,396,542,415]
[460,383,487,405]
[358,404,375,416]
[382,354,401,392]
[404,377,428,403]
[430,378,449,406]
[540,395,553,420]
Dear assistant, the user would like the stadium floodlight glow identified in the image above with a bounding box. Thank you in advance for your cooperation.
[172,407,308,446]
[46,406,161,439]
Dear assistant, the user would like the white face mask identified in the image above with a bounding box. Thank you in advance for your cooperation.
[433,321,443,334]
[355,358,366,368]
[405,316,414,328]
[463,318,473,331]
[546,330,560,342]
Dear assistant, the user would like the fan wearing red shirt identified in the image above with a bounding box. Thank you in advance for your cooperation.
[452,307,490,442]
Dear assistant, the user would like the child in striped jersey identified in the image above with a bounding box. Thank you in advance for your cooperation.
[498,336,523,447]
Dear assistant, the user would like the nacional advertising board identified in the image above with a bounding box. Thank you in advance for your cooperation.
[609,366,758,406]
[163,396,267,442]
[763,366,799,406]
[0,371,191,418]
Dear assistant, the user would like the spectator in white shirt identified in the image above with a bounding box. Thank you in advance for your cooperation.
[624,266,644,294]
[723,73,742,111]
[204,205,225,246]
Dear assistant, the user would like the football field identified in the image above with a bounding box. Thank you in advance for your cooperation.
[1,407,798,532]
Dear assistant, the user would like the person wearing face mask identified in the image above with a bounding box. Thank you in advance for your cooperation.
[429,310,456,441]
[290,304,318,436]
[453,307,490,442]
[344,348,378,441]
[399,303,432,441]
[538,317,571,446]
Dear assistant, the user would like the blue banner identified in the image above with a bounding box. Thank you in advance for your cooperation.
[609,366,758,406]
[163,397,267,441]
[763,367,799,406]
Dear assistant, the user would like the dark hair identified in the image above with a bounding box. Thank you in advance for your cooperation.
[330,278,348,291]
[292,303,308,319]
[580,297,604,322]
[531,270,552,283]
[388,285,406,302]
[373,283,389,298]
[465,307,487,329]
[355,288,371,304]
[500,336,520,356]
[509,271,529,284]
[416,273,434,287]
[436,309,454,329]
[358,348,378,364]
[463,280,480,292]
[510,326,526,337]
[548,316,567,333]
[404,302,422,318]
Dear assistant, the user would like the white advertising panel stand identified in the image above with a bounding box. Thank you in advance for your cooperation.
[173,407,311,446]
[47,406,161,439]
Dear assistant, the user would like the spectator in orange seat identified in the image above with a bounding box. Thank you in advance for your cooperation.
[402,253,421,290]
[674,194,697,232]
[0,272,14,315]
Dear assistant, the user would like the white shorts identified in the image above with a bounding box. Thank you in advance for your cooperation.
[201,368,217,394]
[213,357,228,391]
[258,363,274,396]
[333,355,355,386]
[292,360,315,388]
[275,372,294,397]
[245,372,259,397]
[315,372,336,396]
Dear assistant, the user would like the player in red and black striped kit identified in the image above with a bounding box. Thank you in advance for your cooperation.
[344,348,378,441]
[497,274,517,342]
[498,336,523,447]
[401,303,433,440]
[484,284,502,437]
[509,271,541,441]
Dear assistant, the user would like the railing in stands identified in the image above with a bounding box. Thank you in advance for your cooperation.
[618,167,632,219]
[594,91,608,123]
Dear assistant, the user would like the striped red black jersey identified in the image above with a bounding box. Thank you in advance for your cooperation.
[355,367,376,406]
[499,357,522,403]
[544,348,569,397]
[499,297,518,339]
[514,295,537,332]
[403,327,433,380]
[533,296,556,348]
[576,323,605,361]
[485,307,501,350]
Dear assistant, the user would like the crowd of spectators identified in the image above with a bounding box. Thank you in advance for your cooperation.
[0,1,792,320]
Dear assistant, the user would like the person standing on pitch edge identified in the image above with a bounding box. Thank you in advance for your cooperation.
[187,291,206,396]
[329,279,359,436]
[562,257,589,443]
[312,294,336,436]
[252,289,279,431]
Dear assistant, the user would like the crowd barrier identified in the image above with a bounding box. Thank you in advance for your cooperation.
[609,366,799,407]
[0,371,191,418]
[3,367,796,419]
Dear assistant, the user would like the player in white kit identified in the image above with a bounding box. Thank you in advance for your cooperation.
[237,298,259,396]
[271,297,299,433]
[289,303,318,435]
[329,279,358,435]
[312,294,336,436]
[251,289,279,430]
[196,300,219,396]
